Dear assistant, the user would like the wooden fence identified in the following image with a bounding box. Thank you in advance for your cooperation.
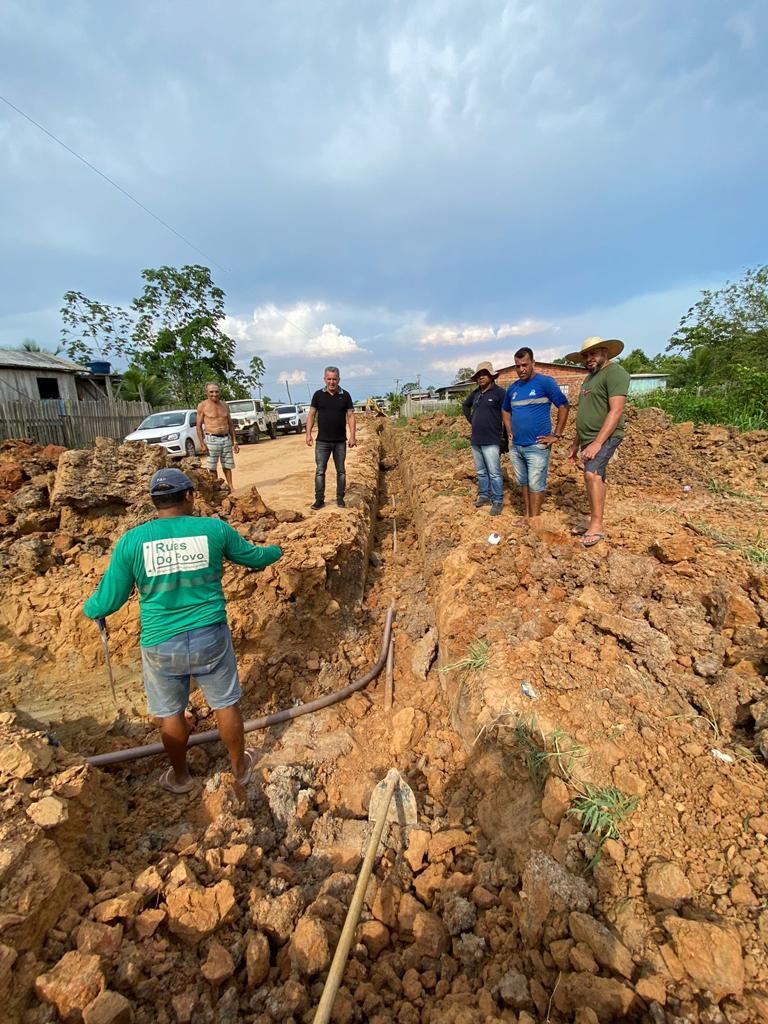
[0,398,153,449]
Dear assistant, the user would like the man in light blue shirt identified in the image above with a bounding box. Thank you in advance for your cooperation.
[501,347,569,518]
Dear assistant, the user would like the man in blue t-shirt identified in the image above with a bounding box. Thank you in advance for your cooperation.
[501,347,569,519]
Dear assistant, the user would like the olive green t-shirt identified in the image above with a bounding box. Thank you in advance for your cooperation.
[575,362,630,444]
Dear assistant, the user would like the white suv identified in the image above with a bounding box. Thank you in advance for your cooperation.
[124,409,202,458]
[276,404,309,434]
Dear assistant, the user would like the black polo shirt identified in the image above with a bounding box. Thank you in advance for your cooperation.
[311,388,354,443]
[462,383,506,446]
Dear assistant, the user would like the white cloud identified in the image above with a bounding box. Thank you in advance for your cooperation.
[418,318,557,348]
[223,302,366,359]
[430,347,566,376]
[344,364,376,378]
[278,370,306,385]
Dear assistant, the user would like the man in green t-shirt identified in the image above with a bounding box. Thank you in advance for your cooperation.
[84,468,282,793]
[565,336,630,548]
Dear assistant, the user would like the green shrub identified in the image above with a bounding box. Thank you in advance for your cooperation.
[631,367,768,431]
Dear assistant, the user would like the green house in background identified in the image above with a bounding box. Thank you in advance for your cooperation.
[628,373,669,395]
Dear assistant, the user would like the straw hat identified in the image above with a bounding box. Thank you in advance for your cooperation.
[470,361,500,382]
[565,336,625,364]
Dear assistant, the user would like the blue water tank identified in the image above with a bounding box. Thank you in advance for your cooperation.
[88,360,112,375]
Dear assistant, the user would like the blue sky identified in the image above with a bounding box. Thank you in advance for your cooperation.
[1,0,766,398]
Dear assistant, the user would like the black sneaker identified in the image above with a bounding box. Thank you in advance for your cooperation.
[311,500,325,510]
[490,503,503,516]
[336,498,346,508]
[475,497,491,508]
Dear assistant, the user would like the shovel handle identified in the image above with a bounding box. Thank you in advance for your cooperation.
[96,617,108,635]
[313,769,399,1024]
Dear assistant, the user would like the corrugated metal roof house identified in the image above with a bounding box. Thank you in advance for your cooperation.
[0,350,86,402]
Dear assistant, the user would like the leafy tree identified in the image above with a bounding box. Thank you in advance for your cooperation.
[385,391,405,415]
[616,347,655,374]
[16,339,65,355]
[454,367,474,382]
[401,381,419,394]
[668,264,768,379]
[60,265,264,405]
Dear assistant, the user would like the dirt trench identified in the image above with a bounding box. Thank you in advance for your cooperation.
[1,416,767,1024]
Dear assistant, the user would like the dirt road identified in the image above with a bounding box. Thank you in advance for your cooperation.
[232,423,370,512]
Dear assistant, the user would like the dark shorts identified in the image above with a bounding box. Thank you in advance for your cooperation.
[582,436,622,480]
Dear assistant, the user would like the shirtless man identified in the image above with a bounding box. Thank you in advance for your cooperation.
[196,383,239,489]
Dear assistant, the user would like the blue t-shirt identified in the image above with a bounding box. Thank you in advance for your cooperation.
[502,373,569,446]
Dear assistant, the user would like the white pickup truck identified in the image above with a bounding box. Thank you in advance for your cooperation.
[226,398,278,443]
[275,404,309,434]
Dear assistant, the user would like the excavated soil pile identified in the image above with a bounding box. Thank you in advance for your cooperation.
[0,434,379,748]
[1,413,767,1024]
[383,408,768,1022]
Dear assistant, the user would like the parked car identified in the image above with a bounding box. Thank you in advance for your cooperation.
[275,404,309,434]
[124,409,202,458]
[226,398,277,443]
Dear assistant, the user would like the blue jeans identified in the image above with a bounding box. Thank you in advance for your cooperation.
[471,444,503,504]
[141,622,241,718]
[510,443,551,492]
[315,441,346,502]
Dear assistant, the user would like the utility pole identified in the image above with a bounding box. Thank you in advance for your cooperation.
[286,381,292,403]
[394,378,400,395]
[416,374,421,394]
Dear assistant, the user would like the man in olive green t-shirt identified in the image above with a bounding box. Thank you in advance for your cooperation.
[565,336,630,548]
[84,468,282,793]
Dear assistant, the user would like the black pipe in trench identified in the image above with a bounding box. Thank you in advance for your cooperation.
[87,605,394,769]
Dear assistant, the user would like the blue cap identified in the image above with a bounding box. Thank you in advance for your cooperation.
[149,468,195,497]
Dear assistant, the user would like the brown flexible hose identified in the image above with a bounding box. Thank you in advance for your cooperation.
[86,605,394,768]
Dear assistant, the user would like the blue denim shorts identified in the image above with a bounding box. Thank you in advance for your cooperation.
[140,622,241,718]
[509,443,551,492]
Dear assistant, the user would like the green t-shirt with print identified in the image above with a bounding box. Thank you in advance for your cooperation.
[575,362,631,444]
[83,515,281,647]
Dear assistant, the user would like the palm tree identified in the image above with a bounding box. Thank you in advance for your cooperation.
[117,367,171,407]
[17,339,66,355]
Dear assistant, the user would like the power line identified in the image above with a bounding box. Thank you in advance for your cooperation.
[0,93,227,272]
[2,93,319,342]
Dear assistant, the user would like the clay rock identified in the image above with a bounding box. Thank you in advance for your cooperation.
[428,828,470,861]
[390,707,428,755]
[264,765,312,835]
[520,851,594,946]
[246,931,271,988]
[250,887,304,945]
[134,909,165,940]
[171,992,196,1023]
[663,916,744,999]
[27,795,68,828]
[358,920,390,957]
[201,940,235,985]
[411,629,437,680]
[0,735,54,779]
[371,882,400,929]
[498,969,532,1010]
[289,917,331,977]
[0,833,88,957]
[541,776,570,824]
[202,773,245,823]
[651,533,697,564]
[554,973,635,1022]
[644,861,692,910]
[165,880,236,945]
[568,912,633,979]
[92,892,144,923]
[442,893,476,936]
[412,910,450,957]
[76,920,124,957]
[50,439,165,512]
[705,586,760,629]
[233,485,272,519]
[397,892,424,937]
[35,950,105,1022]
[404,828,430,872]
[82,990,133,1024]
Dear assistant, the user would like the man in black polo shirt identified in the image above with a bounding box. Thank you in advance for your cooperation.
[462,361,507,516]
[306,366,356,509]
